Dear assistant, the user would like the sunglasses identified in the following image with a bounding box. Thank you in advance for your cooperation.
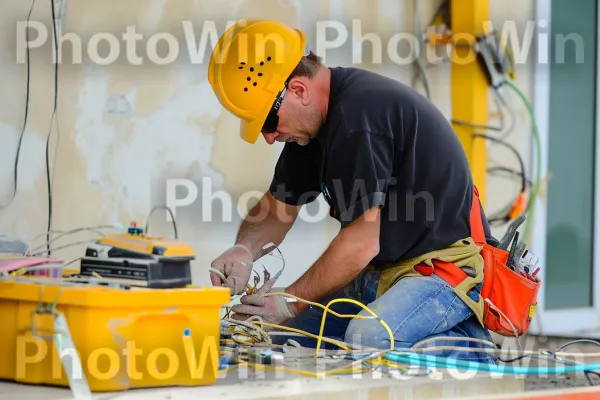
[261,84,288,134]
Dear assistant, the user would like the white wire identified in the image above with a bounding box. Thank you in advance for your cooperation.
[29,225,126,254]
[32,239,99,256]
[30,229,103,254]
[484,298,523,352]
[286,339,302,348]
[227,318,271,344]
[209,267,226,282]
[211,242,286,288]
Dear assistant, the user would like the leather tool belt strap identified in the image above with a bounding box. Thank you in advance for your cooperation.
[413,186,541,337]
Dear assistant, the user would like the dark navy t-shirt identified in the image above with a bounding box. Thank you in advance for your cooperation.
[269,67,496,266]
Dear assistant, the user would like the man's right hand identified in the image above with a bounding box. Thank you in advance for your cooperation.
[210,245,254,295]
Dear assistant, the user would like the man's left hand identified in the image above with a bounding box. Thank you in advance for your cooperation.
[231,278,296,325]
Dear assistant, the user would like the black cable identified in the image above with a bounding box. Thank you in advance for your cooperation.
[144,206,179,239]
[488,166,533,188]
[586,371,600,386]
[452,91,507,132]
[1,0,36,209]
[428,0,450,27]
[496,354,532,363]
[46,0,60,255]
[556,339,600,353]
[553,340,600,386]
[452,88,513,135]
[474,133,526,192]
[487,166,533,226]
[473,133,527,226]
[453,119,504,132]
[451,89,511,136]
[496,352,575,367]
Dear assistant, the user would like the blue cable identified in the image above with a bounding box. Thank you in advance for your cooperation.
[385,352,600,375]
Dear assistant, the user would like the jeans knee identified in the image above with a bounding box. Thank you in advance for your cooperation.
[344,318,391,349]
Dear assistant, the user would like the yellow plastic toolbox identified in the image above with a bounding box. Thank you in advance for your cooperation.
[0,277,230,392]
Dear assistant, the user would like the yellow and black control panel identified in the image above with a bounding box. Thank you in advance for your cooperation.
[80,222,195,288]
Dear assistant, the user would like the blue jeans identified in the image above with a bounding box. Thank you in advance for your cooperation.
[273,268,496,363]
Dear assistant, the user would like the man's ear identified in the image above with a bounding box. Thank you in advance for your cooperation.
[287,77,311,106]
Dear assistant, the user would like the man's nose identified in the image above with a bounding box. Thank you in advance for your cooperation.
[262,131,278,145]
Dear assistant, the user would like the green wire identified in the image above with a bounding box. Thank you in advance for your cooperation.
[504,80,542,245]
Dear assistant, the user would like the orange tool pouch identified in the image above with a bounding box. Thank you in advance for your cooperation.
[415,186,541,337]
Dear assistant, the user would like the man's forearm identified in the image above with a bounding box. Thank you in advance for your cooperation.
[285,210,381,314]
[235,192,299,260]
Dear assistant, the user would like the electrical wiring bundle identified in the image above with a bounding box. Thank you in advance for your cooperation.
[219,291,600,383]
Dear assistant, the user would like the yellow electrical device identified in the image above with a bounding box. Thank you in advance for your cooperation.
[80,222,195,288]
[0,277,230,392]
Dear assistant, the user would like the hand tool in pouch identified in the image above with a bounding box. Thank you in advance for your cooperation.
[498,214,526,250]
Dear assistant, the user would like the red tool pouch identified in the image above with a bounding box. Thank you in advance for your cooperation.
[471,187,541,337]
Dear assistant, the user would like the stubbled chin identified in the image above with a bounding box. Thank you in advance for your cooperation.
[280,136,309,146]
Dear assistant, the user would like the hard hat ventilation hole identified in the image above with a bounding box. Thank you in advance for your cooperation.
[260,61,265,66]
[244,88,248,92]
[267,57,272,61]
[247,77,251,81]
[250,67,255,72]
[253,82,257,87]
[258,73,263,77]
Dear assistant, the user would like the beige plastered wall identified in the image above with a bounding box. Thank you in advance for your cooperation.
[0,0,536,288]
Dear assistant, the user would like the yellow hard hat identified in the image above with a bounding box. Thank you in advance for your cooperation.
[208,19,307,144]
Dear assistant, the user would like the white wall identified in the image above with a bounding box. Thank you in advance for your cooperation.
[0,0,537,288]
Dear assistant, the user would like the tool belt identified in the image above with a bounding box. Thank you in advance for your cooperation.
[414,186,541,337]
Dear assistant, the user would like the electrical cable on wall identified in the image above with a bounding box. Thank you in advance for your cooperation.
[473,133,527,225]
[422,22,538,232]
[45,0,63,255]
[488,166,532,188]
[0,0,37,210]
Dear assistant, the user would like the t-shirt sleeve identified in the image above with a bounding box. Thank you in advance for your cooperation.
[268,141,322,206]
[326,130,395,228]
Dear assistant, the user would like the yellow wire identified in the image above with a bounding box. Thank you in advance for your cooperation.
[233,331,259,341]
[246,351,385,378]
[229,292,394,359]
[316,298,395,356]
[226,318,270,343]
[251,321,352,352]
[365,358,409,373]
[247,362,371,378]
[246,292,394,355]
[231,331,260,345]
[265,292,372,320]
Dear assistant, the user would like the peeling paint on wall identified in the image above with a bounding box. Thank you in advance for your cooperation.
[73,63,224,220]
